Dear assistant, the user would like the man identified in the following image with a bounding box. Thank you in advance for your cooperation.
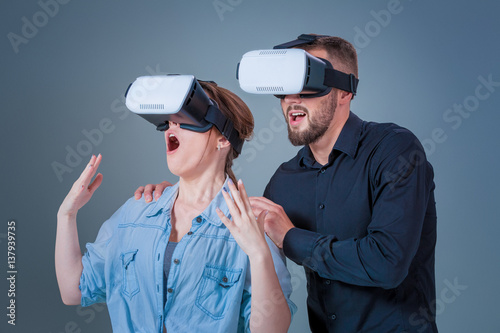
[137,35,437,332]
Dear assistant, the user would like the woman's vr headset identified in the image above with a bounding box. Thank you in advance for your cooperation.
[125,75,244,154]
[236,35,359,98]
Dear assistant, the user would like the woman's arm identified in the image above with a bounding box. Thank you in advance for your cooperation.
[216,179,291,333]
[55,154,103,305]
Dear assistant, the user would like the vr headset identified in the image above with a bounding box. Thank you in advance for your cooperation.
[237,34,359,98]
[125,75,244,154]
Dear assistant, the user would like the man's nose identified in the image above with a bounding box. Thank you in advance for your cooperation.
[283,94,302,104]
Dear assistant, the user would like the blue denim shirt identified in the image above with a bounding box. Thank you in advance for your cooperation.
[80,179,296,332]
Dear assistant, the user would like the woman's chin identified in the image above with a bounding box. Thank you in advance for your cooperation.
[166,159,183,177]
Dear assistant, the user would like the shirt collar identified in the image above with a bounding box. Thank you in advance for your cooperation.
[200,178,231,227]
[145,182,179,218]
[145,178,231,227]
[299,111,363,167]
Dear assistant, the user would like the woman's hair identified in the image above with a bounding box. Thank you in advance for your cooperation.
[199,81,254,184]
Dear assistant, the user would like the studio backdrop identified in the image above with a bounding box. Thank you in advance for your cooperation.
[1,0,499,332]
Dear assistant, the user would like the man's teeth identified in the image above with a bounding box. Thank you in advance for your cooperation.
[291,112,305,116]
[169,134,175,138]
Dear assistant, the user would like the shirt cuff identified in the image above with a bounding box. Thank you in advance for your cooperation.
[283,227,321,266]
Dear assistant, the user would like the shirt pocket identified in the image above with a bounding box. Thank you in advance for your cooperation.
[195,265,242,320]
[120,249,140,299]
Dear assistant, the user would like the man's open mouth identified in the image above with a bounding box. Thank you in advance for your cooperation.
[289,111,307,126]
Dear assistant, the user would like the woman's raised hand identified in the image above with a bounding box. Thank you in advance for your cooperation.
[216,179,269,260]
[58,154,103,218]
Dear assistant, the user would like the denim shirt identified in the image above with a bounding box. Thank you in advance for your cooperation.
[80,179,296,333]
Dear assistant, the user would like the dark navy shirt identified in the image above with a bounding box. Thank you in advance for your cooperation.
[264,112,438,333]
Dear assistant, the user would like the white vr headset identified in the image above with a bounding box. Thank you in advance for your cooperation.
[125,75,243,154]
[237,34,359,98]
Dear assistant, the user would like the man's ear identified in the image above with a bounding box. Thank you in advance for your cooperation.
[337,90,352,105]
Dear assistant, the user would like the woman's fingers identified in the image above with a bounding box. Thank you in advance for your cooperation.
[87,154,102,184]
[75,156,93,185]
[216,207,239,238]
[221,186,240,218]
[216,207,232,227]
[59,154,103,217]
[227,179,256,219]
[88,173,103,194]
[226,179,244,215]
[77,154,101,188]
[236,179,254,214]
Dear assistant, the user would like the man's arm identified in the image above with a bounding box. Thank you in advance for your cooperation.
[252,131,435,289]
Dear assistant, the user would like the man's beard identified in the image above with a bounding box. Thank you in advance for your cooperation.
[285,93,338,146]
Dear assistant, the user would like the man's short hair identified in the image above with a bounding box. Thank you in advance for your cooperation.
[298,36,358,79]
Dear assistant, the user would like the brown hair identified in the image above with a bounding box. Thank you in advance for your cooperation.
[199,81,254,184]
[297,35,358,83]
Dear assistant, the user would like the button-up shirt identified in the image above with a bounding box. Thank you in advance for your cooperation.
[80,180,296,333]
[264,112,437,332]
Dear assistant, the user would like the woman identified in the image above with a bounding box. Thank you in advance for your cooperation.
[55,81,295,332]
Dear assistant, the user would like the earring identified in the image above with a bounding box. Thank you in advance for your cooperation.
[217,144,221,151]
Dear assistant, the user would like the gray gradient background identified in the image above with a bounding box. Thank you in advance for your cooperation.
[1,0,499,332]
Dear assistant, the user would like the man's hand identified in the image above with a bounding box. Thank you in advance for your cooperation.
[249,196,295,249]
[134,181,172,203]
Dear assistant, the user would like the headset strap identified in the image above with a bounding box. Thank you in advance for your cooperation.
[205,103,244,154]
[324,69,359,95]
[273,34,330,49]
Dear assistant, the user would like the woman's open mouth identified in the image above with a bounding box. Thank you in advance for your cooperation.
[167,133,180,154]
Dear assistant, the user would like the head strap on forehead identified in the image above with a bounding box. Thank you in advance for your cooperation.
[273,34,331,49]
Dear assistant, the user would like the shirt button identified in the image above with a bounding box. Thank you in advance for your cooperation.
[196,216,202,223]
[222,277,228,283]
[325,279,331,285]
[187,231,193,235]
[330,314,337,320]
[319,204,325,209]
[320,168,326,174]
[173,259,180,264]
[167,288,173,293]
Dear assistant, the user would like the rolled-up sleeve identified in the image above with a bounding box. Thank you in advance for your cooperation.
[80,204,126,306]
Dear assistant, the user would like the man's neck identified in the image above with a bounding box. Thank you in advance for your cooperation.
[309,109,350,166]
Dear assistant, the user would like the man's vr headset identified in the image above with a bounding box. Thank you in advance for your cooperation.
[236,34,359,99]
[125,75,243,154]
